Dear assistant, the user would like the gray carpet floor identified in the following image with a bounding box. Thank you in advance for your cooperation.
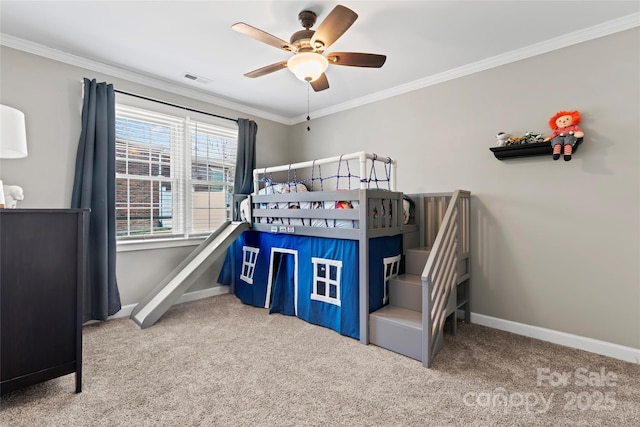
[1,293,639,426]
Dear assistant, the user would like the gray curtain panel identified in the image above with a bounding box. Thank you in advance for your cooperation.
[234,118,257,195]
[233,118,257,220]
[71,78,121,322]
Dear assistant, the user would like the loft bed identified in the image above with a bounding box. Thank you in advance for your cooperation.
[225,152,406,343]
[239,152,408,238]
[221,152,470,367]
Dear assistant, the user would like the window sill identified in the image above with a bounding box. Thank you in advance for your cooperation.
[117,236,207,252]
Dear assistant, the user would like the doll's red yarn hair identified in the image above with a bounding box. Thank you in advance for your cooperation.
[548,110,581,130]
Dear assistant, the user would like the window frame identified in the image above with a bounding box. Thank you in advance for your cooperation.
[240,246,260,284]
[114,97,238,248]
[310,257,343,307]
[382,255,401,305]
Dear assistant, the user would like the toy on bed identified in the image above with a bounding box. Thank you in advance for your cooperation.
[239,152,410,230]
[240,186,411,227]
[239,181,363,227]
[543,110,584,161]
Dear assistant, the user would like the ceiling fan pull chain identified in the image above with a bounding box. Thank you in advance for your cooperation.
[307,83,311,131]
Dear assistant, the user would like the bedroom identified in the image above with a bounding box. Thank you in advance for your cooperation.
[1,1,638,423]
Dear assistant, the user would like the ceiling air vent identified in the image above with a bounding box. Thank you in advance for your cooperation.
[183,73,211,84]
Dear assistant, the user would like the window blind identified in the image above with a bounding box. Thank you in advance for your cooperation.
[115,104,237,240]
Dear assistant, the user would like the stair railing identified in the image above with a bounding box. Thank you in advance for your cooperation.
[421,189,471,367]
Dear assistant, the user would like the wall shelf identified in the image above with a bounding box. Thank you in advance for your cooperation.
[490,140,582,160]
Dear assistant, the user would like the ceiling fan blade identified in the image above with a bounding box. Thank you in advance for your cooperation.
[310,73,329,92]
[244,61,289,78]
[310,5,358,51]
[232,22,294,52]
[326,52,386,68]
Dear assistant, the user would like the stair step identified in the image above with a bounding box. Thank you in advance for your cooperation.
[457,272,470,284]
[405,247,430,275]
[389,274,421,312]
[369,305,422,361]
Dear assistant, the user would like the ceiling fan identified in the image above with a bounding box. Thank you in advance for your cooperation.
[232,5,386,92]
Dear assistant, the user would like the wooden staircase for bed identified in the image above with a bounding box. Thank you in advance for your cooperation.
[369,190,471,367]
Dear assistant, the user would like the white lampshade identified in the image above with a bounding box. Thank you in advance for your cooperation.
[0,104,28,159]
[287,52,329,83]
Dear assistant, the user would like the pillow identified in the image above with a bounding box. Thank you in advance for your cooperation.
[402,199,410,225]
[258,182,308,195]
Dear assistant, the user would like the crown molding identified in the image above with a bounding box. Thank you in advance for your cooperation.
[2,12,638,127]
[0,33,293,125]
[291,12,640,124]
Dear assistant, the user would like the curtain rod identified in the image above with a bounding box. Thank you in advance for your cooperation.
[114,89,238,124]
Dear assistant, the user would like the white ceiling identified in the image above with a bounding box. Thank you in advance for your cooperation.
[1,1,638,123]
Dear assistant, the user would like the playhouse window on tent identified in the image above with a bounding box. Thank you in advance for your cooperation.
[240,246,260,284]
[311,258,343,307]
[382,255,401,305]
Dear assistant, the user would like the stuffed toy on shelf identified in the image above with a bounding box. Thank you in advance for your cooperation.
[544,110,584,161]
[496,132,510,147]
[506,131,546,146]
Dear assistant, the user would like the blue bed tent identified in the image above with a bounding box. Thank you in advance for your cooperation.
[220,231,402,340]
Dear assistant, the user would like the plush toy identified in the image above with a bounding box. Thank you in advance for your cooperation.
[496,132,510,147]
[544,110,584,161]
[521,131,546,144]
[505,131,546,145]
[2,184,24,209]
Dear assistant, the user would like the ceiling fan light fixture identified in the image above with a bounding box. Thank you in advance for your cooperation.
[287,52,328,82]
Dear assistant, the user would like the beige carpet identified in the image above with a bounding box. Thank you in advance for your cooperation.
[1,293,639,426]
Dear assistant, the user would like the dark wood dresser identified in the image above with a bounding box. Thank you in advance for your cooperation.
[0,209,87,395]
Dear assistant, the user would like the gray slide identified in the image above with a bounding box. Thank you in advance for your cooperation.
[130,221,249,328]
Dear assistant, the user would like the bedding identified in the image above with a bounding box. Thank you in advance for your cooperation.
[239,183,411,227]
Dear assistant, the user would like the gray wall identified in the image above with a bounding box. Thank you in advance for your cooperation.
[0,46,291,306]
[1,28,638,350]
[289,28,640,349]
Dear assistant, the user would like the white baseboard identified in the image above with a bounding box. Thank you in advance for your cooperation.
[471,313,640,364]
[107,286,230,320]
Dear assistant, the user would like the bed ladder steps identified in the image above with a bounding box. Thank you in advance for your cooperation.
[386,246,430,312]
[370,276,452,362]
[369,246,431,361]
[405,247,430,275]
[388,274,421,312]
[370,190,470,367]
[369,305,424,361]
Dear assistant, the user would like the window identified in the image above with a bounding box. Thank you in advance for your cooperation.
[311,257,342,306]
[240,246,260,284]
[382,255,401,305]
[115,103,237,240]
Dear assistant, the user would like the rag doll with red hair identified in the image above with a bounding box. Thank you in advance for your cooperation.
[544,110,584,161]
